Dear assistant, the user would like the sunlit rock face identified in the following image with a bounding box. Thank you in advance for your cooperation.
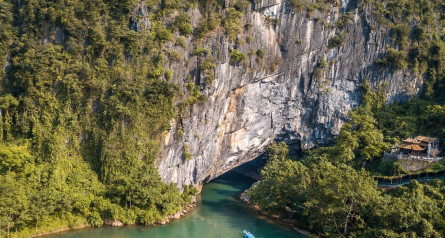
[155,1,422,188]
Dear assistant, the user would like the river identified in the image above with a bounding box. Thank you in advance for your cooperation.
[49,172,306,238]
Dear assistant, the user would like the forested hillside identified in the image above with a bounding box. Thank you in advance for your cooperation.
[0,0,199,236]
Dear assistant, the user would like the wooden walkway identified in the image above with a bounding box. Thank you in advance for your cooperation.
[375,171,445,188]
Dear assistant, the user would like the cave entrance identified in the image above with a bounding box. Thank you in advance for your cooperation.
[221,139,302,181]
[230,153,267,181]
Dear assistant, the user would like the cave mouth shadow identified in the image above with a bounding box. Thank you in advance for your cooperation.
[212,139,303,183]
[227,153,268,182]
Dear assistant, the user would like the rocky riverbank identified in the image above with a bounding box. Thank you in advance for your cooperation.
[159,196,197,225]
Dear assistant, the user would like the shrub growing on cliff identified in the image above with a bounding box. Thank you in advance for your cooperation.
[289,0,305,11]
[229,49,247,66]
[223,7,243,42]
[234,0,250,12]
[199,58,216,84]
[173,12,193,36]
[256,49,265,62]
[195,14,220,39]
[377,48,408,71]
[390,24,410,49]
[313,58,328,79]
[182,143,192,161]
[328,35,344,48]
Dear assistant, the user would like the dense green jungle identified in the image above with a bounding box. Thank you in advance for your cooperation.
[0,0,444,237]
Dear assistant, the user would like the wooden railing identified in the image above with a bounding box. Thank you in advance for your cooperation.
[375,171,445,187]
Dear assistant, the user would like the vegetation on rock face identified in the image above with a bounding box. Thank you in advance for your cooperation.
[0,0,202,236]
[229,49,247,66]
[249,78,445,236]
[370,0,444,98]
[0,0,443,236]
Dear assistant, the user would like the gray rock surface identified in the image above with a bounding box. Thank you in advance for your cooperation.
[156,1,422,188]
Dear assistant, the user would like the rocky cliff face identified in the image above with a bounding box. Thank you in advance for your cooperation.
[156,0,423,188]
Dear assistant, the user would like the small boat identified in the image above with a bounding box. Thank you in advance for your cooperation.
[243,230,255,238]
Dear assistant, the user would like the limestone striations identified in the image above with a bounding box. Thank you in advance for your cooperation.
[155,0,423,188]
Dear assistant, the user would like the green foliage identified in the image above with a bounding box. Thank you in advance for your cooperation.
[0,0,198,236]
[169,50,182,61]
[192,46,210,57]
[368,180,445,237]
[377,48,408,71]
[370,0,444,98]
[251,77,445,236]
[229,49,247,66]
[250,154,310,214]
[336,12,353,29]
[199,58,216,84]
[255,49,265,63]
[182,143,192,161]
[265,142,288,160]
[223,8,243,42]
[256,49,265,59]
[325,81,389,166]
[0,173,28,236]
[289,0,305,11]
[233,0,250,12]
[195,14,220,39]
[313,58,327,79]
[0,0,15,80]
[175,36,188,48]
[182,82,206,107]
[373,99,445,149]
[371,161,406,176]
[264,16,280,27]
[165,69,174,80]
[173,12,193,36]
[304,162,380,236]
[390,24,410,49]
[269,58,283,72]
[251,142,445,237]
[0,142,31,173]
[328,35,344,48]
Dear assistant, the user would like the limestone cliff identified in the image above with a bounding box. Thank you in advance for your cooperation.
[155,0,422,187]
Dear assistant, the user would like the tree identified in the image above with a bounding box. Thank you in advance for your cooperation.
[265,142,289,161]
[0,143,32,173]
[0,174,28,236]
[330,81,388,166]
[249,158,310,214]
[29,189,56,231]
[304,162,380,236]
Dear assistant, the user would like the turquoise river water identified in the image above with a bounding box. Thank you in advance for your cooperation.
[49,172,306,238]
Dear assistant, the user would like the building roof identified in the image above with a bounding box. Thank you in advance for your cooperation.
[397,144,425,151]
[415,136,437,143]
[403,138,420,144]
[418,142,428,147]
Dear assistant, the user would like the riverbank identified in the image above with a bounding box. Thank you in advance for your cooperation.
[42,171,303,238]
[26,197,197,238]
[31,225,90,238]
[159,198,197,225]
[239,187,318,237]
